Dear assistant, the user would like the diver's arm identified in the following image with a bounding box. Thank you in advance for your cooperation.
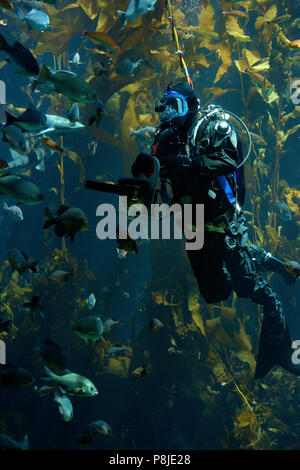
[191,119,239,176]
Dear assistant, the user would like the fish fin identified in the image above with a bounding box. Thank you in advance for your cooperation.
[21,251,28,260]
[56,204,71,216]
[0,34,8,51]
[38,64,51,82]
[29,260,39,273]
[16,7,25,22]
[43,207,54,229]
[5,111,16,127]
[117,10,127,29]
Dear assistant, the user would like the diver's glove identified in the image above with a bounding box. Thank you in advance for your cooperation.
[158,154,191,170]
[131,153,156,178]
[283,260,300,283]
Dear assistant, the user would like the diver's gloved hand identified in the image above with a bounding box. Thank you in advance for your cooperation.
[131,153,155,178]
[159,154,191,170]
[283,260,300,283]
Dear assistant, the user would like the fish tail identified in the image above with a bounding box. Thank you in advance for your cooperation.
[23,434,29,450]
[43,364,56,380]
[43,207,55,229]
[16,7,25,22]
[2,201,7,210]
[0,34,8,51]
[117,10,127,29]
[38,64,51,83]
[5,111,16,127]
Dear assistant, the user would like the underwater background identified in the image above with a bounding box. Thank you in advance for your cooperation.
[0,0,300,450]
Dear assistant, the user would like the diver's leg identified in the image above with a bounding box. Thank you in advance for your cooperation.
[249,244,297,284]
[186,232,232,304]
[223,222,300,378]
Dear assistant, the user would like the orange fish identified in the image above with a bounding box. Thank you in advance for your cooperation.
[222,10,248,19]
[243,68,272,88]
[286,39,300,48]
[83,32,121,53]
[39,137,63,153]
[132,366,148,377]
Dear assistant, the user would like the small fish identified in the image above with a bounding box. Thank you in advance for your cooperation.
[49,269,74,282]
[0,363,34,387]
[286,39,300,48]
[4,106,47,132]
[34,338,67,375]
[54,391,73,422]
[0,19,8,26]
[249,132,267,146]
[92,55,112,75]
[273,202,292,221]
[2,202,23,221]
[222,10,248,19]
[16,7,50,32]
[9,248,38,274]
[39,137,63,153]
[88,420,112,435]
[1,125,28,153]
[0,0,12,10]
[132,365,148,377]
[117,0,157,30]
[104,345,133,358]
[103,318,122,333]
[130,126,156,144]
[149,317,163,332]
[35,384,57,396]
[0,434,28,451]
[117,228,138,254]
[266,14,291,25]
[168,346,183,356]
[243,68,272,88]
[115,58,143,77]
[86,293,96,310]
[42,365,98,397]
[43,204,90,242]
[0,174,43,205]
[116,247,127,259]
[69,52,84,65]
[23,295,45,322]
[73,316,104,344]
[83,32,121,53]
[0,33,39,75]
[88,99,104,127]
[36,65,97,103]
[88,138,99,156]
[187,7,202,14]
[68,103,79,123]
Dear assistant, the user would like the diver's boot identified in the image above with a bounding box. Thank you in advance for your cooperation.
[255,312,300,379]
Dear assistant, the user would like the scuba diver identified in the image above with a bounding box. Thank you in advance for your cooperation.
[130,81,300,379]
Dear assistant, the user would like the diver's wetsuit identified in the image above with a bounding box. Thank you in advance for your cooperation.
[132,109,300,379]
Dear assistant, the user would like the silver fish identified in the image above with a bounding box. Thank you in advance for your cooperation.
[43,365,98,397]
[3,201,23,221]
[54,391,73,421]
[16,7,50,32]
[117,0,157,29]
